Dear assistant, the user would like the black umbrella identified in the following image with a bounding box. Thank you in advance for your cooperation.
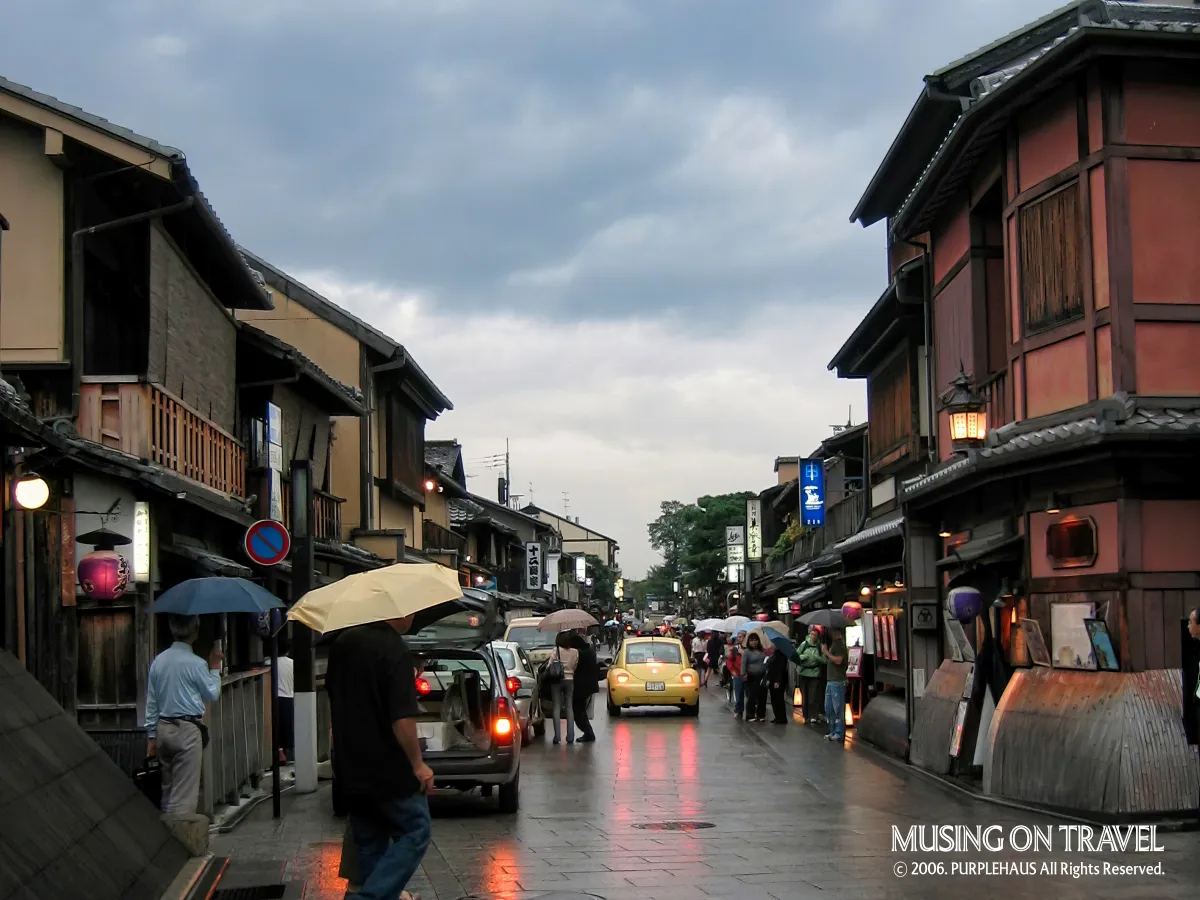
[799,608,849,629]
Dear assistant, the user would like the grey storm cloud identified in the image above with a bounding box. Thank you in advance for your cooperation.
[3,0,1056,324]
[2,0,1062,573]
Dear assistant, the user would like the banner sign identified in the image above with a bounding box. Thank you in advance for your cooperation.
[525,542,543,592]
[726,526,745,563]
[575,556,587,583]
[746,498,763,560]
[800,458,826,527]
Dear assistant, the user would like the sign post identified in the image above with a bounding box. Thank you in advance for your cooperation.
[244,520,292,567]
[800,459,827,527]
[525,542,543,593]
[746,498,762,561]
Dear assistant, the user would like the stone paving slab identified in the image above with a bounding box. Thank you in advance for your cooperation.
[212,683,1200,900]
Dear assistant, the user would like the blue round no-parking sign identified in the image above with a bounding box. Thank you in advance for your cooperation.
[244,519,292,567]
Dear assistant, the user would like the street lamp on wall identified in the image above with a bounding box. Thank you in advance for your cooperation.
[12,473,49,510]
[940,364,986,452]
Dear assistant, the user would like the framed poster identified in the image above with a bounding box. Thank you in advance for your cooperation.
[873,613,883,657]
[949,700,969,757]
[1020,618,1052,667]
[1084,618,1120,671]
[885,615,899,662]
[1050,602,1097,670]
[847,646,863,678]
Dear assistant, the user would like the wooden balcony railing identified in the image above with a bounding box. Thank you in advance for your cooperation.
[423,519,467,556]
[79,379,245,497]
[281,484,343,542]
[979,369,1011,431]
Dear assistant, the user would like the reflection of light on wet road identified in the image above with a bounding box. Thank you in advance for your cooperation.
[646,729,666,782]
[677,723,704,818]
[612,721,636,821]
[482,840,521,894]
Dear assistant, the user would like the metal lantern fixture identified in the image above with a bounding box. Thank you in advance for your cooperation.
[947,586,983,624]
[941,364,986,450]
[76,527,132,601]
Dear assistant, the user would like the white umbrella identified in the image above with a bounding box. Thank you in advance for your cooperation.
[287,562,463,633]
[694,618,723,633]
[720,614,750,632]
[536,608,599,632]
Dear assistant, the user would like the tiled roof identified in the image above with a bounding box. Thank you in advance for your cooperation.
[449,497,485,527]
[424,441,461,478]
[902,395,1200,500]
[832,512,904,554]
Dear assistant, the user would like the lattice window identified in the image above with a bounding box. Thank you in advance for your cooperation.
[1019,184,1083,335]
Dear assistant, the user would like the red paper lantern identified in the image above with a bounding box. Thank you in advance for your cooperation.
[78,551,130,601]
[841,600,863,621]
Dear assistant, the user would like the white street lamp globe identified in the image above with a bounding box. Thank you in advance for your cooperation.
[13,475,49,510]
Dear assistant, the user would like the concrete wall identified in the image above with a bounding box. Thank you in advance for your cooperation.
[147,225,236,431]
[0,115,64,362]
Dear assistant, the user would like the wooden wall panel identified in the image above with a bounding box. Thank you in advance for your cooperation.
[933,267,974,388]
[1017,84,1079,191]
[1128,160,1200,305]
[1135,322,1200,395]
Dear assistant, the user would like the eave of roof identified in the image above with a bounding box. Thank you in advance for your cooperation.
[0,76,270,312]
[240,248,452,415]
[828,257,925,378]
[521,504,620,545]
[238,324,365,417]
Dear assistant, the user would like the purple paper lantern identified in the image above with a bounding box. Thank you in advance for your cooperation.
[947,586,983,624]
[78,550,130,601]
[841,600,863,622]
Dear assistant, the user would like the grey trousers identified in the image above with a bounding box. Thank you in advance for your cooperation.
[159,719,203,814]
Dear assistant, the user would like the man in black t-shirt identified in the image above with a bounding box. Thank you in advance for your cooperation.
[327,617,434,900]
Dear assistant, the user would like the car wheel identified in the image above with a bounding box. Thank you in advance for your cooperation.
[498,771,520,814]
[521,723,533,746]
[682,702,700,717]
[607,693,621,716]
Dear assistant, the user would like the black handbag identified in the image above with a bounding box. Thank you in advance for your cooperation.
[134,756,162,809]
[544,649,565,683]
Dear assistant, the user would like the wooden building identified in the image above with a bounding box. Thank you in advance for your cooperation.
[838,0,1200,815]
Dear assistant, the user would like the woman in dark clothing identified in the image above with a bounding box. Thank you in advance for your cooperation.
[704,631,724,687]
[766,644,790,724]
[741,633,768,722]
[568,631,599,742]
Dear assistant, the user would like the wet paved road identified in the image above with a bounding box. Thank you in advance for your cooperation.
[214,684,1200,900]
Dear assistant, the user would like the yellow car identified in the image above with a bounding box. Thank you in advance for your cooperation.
[606,636,700,717]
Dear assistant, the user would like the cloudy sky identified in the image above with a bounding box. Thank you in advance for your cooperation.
[5,0,1056,576]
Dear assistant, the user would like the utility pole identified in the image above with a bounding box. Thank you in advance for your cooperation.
[505,438,510,509]
[289,460,318,794]
[562,492,570,519]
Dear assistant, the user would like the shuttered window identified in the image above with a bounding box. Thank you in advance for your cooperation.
[868,351,911,464]
[1019,184,1083,335]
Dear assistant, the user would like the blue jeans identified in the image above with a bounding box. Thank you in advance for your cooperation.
[732,676,745,715]
[825,680,847,740]
[552,680,575,742]
[347,793,432,900]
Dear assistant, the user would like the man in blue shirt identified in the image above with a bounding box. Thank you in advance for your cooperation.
[145,615,223,814]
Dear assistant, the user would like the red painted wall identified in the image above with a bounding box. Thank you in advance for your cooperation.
[1013,357,1024,421]
[1089,165,1109,310]
[932,202,969,287]
[1086,73,1103,154]
[1129,160,1200,305]
[1142,501,1200,572]
[1017,85,1079,191]
[1029,502,1118,579]
[1095,324,1112,399]
[1125,71,1200,147]
[1024,334,1088,419]
[1135,323,1200,395]
[1007,214,1020,344]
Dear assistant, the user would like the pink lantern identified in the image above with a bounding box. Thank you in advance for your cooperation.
[76,526,132,602]
[841,600,863,621]
[78,550,130,601]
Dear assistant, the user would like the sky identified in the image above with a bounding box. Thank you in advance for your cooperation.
[4,0,1059,576]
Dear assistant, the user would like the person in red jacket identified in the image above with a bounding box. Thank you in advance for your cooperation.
[726,637,744,719]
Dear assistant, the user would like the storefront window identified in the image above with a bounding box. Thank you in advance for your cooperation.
[1046,516,1097,569]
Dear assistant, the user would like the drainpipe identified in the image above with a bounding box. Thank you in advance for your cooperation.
[68,197,195,419]
[901,238,936,464]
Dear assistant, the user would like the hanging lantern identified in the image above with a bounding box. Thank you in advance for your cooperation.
[940,364,986,452]
[947,586,983,624]
[841,600,863,622]
[77,527,132,602]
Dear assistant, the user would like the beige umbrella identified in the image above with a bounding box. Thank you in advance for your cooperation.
[536,608,599,632]
[287,562,463,633]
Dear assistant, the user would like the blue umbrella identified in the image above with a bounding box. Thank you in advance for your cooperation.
[152,577,284,615]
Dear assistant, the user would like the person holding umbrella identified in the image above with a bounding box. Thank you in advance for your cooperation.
[822,627,849,743]
[568,630,600,743]
[144,614,223,814]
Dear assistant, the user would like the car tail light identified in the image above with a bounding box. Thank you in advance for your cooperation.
[493,697,514,742]
[615,671,630,684]
[416,677,431,695]
[681,673,694,684]
[505,677,521,695]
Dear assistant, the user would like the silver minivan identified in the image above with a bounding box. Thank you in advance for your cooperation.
[487,640,545,744]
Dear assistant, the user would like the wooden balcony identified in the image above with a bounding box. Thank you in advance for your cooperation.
[79,379,245,497]
[423,519,467,556]
[281,484,344,542]
[979,369,1011,431]
[771,490,866,573]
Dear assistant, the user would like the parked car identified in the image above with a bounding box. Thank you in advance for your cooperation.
[487,640,545,744]
[502,616,558,667]
[402,589,522,813]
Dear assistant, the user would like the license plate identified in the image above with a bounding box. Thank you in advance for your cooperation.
[646,682,666,691]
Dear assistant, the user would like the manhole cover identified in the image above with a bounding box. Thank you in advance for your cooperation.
[632,821,715,831]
